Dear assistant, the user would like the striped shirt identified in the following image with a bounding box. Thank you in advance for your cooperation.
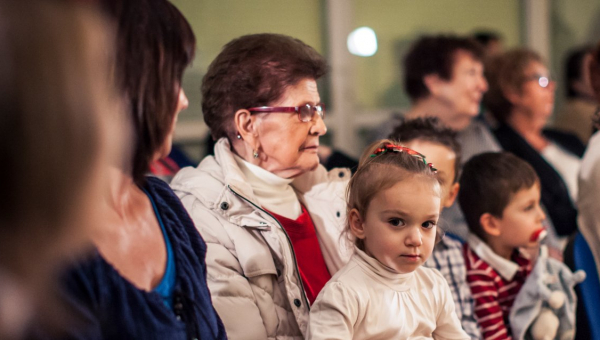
[463,235,532,340]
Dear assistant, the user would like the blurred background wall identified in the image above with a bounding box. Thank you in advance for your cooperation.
[171,0,600,161]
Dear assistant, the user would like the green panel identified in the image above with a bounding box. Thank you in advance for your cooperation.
[171,0,323,121]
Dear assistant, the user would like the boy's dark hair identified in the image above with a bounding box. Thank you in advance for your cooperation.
[389,117,461,182]
[403,35,485,102]
[458,152,539,240]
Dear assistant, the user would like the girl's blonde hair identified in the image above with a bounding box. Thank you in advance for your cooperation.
[345,139,441,250]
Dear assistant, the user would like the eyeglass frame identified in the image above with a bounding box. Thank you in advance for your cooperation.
[246,103,325,122]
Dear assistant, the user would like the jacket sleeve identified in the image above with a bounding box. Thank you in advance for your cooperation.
[305,282,357,340]
[184,198,269,340]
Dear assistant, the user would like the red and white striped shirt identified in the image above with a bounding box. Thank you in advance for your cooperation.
[463,235,532,340]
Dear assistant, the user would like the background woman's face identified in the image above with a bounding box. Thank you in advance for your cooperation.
[254,78,327,178]
[516,61,555,121]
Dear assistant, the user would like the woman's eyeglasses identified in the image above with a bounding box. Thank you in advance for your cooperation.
[525,74,554,88]
[247,103,325,122]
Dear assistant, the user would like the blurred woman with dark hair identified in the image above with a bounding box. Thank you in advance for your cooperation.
[484,49,584,247]
[171,33,352,339]
[0,0,116,338]
[32,0,226,338]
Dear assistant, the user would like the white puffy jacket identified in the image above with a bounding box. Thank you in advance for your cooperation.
[170,138,352,340]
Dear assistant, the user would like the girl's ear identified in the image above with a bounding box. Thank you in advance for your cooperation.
[480,212,501,237]
[348,208,366,240]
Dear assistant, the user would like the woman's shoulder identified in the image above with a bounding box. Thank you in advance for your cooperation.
[170,156,232,207]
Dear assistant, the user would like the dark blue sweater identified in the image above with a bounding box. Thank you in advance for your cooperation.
[39,177,227,340]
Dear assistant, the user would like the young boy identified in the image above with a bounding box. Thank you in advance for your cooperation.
[459,152,546,340]
[389,117,480,340]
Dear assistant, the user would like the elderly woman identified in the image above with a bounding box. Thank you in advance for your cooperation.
[484,49,585,240]
[0,0,115,337]
[171,34,351,339]
[34,0,226,338]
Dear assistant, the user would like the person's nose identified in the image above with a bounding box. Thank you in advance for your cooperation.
[310,112,327,136]
[178,88,189,112]
[536,204,547,222]
[405,226,423,248]
[479,74,489,93]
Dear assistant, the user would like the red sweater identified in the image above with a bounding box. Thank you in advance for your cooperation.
[464,244,532,340]
[268,206,331,305]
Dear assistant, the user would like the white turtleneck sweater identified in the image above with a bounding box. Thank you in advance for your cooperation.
[306,248,469,340]
[234,155,302,220]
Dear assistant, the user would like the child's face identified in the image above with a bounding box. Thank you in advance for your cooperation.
[403,140,458,209]
[494,183,546,249]
[350,177,441,274]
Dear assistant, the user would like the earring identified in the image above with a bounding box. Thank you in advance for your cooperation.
[253,150,259,159]
[236,134,242,139]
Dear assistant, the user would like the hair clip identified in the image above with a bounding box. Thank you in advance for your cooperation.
[370,143,437,172]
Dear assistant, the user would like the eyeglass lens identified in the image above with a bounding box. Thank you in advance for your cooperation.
[299,104,324,122]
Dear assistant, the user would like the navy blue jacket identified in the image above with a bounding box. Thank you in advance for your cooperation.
[37,177,227,340]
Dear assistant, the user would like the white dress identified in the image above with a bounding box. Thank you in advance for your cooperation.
[306,247,469,340]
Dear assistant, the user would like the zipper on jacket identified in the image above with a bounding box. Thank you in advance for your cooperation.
[227,185,311,312]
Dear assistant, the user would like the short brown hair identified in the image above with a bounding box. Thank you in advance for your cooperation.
[102,0,196,185]
[458,152,539,240]
[483,49,544,123]
[345,140,441,250]
[403,35,485,101]
[389,117,461,182]
[202,33,328,141]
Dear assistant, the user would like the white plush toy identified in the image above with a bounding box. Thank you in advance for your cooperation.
[510,245,586,340]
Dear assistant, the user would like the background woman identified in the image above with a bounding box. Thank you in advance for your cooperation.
[484,48,584,242]
[0,0,116,338]
[36,0,226,338]
[171,33,352,339]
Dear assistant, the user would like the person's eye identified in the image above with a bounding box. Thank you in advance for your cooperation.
[388,218,405,227]
[524,204,534,211]
[422,221,437,230]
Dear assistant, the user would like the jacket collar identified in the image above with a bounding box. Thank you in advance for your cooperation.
[213,138,350,205]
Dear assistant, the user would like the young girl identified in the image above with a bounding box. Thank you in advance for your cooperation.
[306,140,470,340]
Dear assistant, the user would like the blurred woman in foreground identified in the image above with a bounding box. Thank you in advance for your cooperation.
[33,0,226,339]
[0,0,116,338]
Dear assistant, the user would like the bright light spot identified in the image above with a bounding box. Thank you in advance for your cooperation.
[539,76,549,88]
[347,27,378,57]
